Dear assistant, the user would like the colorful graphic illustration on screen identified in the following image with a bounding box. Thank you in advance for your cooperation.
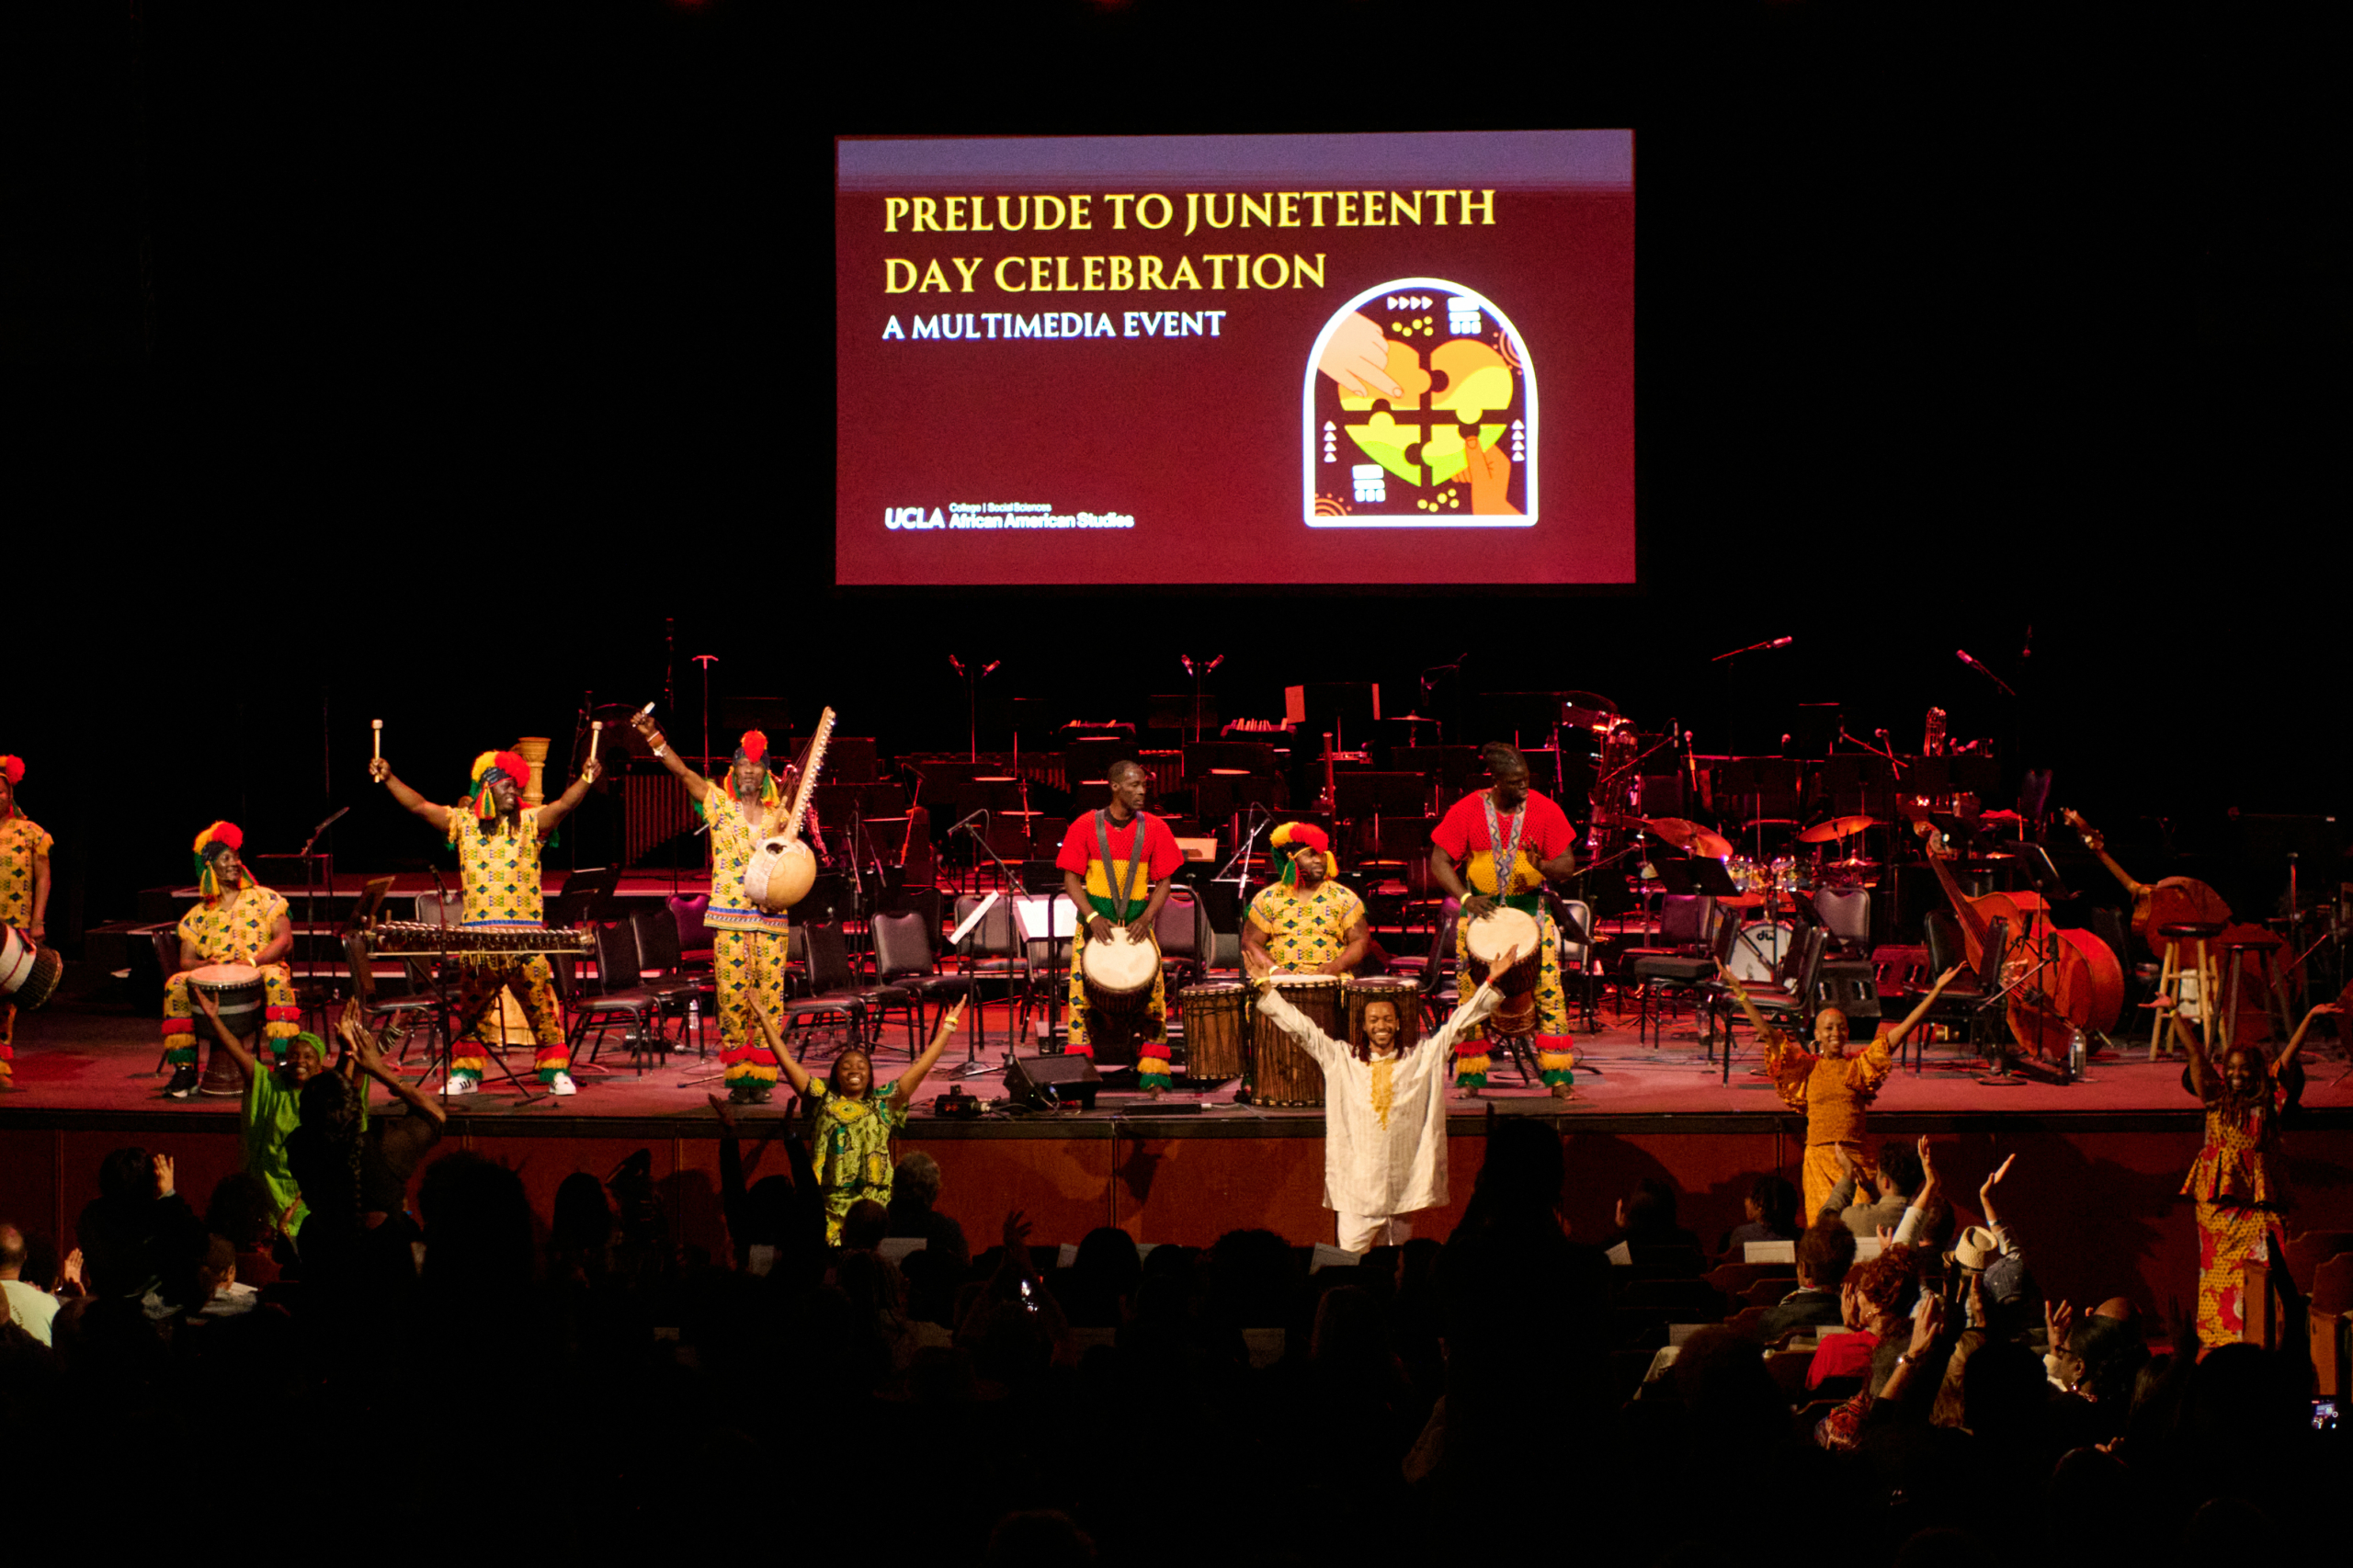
[1304,278,1535,528]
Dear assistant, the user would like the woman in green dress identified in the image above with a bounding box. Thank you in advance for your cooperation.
[751,998,962,1242]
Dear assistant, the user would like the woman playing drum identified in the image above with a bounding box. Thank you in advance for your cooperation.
[161,824,300,1101]
[1428,744,1579,1096]
[1244,939,1517,1252]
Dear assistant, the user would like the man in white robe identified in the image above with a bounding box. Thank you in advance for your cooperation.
[1245,944,1519,1253]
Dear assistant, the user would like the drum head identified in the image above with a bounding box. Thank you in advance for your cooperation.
[1178,982,1245,1006]
[190,963,262,985]
[1466,905,1540,959]
[1085,932,1160,988]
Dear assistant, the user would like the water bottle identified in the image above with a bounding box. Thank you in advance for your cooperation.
[2067,1026,2086,1082]
[688,994,701,1051]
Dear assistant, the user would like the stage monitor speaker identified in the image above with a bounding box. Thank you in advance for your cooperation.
[1004,1051,1100,1110]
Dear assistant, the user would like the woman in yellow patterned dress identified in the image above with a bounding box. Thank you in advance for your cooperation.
[161,823,302,1099]
[1722,960,1962,1220]
[370,745,601,1094]
[0,754,52,1089]
[2169,996,2331,1346]
[633,716,793,1103]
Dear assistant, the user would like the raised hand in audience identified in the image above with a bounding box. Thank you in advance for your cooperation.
[1979,1153,2016,1229]
[2046,1296,2075,1353]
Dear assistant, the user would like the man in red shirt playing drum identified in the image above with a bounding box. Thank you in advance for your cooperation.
[1055,760,1185,1093]
[1429,743,1579,1097]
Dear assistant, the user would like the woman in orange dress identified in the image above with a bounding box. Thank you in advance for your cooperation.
[1722,961,1962,1221]
[2170,998,2332,1346]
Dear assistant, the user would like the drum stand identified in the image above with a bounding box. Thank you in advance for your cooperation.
[1971,936,2065,1087]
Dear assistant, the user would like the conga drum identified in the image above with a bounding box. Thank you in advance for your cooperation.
[1079,928,1161,1050]
[1251,974,1341,1107]
[1347,976,1424,1051]
[188,963,267,1096]
[1,925,63,1010]
[1177,982,1246,1083]
[1463,907,1543,1038]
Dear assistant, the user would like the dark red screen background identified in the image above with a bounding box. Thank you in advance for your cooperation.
[836,136,1633,587]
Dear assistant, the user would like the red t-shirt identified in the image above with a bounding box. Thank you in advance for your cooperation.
[1056,811,1183,915]
[1431,790,1573,894]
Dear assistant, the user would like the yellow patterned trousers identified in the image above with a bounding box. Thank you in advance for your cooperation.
[1452,907,1574,1090]
[162,964,301,1066]
[712,926,788,1087]
[449,953,569,1084]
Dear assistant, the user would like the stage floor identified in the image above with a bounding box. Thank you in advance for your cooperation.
[7,993,2347,1131]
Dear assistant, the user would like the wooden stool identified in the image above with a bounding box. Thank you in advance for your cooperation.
[2218,926,2290,1053]
[2149,920,2225,1059]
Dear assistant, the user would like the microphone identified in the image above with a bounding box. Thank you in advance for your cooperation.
[946,807,991,835]
[427,869,453,926]
[1957,648,1979,668]
[1765,635,1793,650]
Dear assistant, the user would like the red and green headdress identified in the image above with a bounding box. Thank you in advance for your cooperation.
[733,730,780,803]
[192,821,244,902]
[468,750,531,823]
[0,755,20,818]
[1270,821,1334,884]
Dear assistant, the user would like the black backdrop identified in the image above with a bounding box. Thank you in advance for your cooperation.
[6,1,2342,944]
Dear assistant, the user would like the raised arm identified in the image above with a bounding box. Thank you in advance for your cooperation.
[1716,960,1775,1038]
[533,757,603,833]
[2276,1002,2336,1074]
[1882,965,1964,1050]
[2164,999,2210,1095]
[1976,1153,2015,1230]
[631,711,713,801]
[342,1005,448,1130]
[196,991,260,1086]
[368,757,452,835]
[746,996,813,1095]
[889,1000,963,1109]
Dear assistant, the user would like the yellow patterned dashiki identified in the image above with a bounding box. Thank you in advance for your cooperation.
[449,806,548,926]
[176,884,293,967]
[700,783,790,935]
[1247,881,1366,973]
[0,815,51,928]
[163,884,301,1064]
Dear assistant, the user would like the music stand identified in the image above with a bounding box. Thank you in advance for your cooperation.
[1014,891,1083,1051]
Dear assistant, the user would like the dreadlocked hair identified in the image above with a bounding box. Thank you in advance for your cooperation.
[1481,742,1528,777]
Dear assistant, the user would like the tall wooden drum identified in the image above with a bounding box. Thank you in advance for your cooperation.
[1177,982,1246,1083]
[1250,974,1341,1108]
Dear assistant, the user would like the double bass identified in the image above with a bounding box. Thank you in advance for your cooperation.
[1917,823,2124,1060]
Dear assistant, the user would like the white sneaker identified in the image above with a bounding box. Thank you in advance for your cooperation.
[446,1074,480,1096]
[546,1072,578,1096]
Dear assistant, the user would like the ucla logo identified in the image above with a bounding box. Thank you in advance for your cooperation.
[885,506,945,530]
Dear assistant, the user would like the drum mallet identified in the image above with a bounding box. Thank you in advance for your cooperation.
[372,719,381,760]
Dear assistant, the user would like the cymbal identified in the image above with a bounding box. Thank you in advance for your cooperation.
[1980,809,2025,824]
[1798,814,1879,844]
[1390,712,1438,724]
[1692,831,1735,860]
[1632,815,1711,851]
[1744,817,1802,830]
[1562,690,1620,731]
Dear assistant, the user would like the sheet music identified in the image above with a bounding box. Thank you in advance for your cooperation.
[1013,894,1081,941]
[948,891,1001,946]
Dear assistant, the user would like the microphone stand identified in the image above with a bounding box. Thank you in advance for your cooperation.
[956,816,1044,1065]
